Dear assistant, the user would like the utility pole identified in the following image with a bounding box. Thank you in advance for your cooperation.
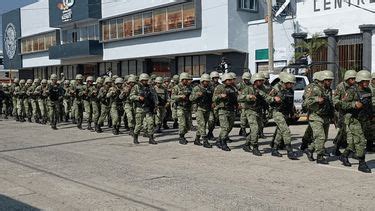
[267,0,274,72]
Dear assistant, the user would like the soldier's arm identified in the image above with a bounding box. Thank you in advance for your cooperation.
[213,85,224,103]
[171,86,184,101]
[189,86,200,102]
[340,88,356,111]
[332,84,343,109]
[238,86,251,102]
[258,88,274,103]
[129,85,140,101]
[305,86,321,107]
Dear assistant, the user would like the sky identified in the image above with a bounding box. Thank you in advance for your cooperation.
[1,0,38,50]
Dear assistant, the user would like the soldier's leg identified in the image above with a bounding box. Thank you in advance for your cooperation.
[217,110,231,151]
[12,98,17,117]
[177,109,188,144]
[301,124,313,151]
[110,105,119,135]
[146,113,157,144]
[92,102,99,130]
[239,109,247,136]
[194,110,205,145]
[133,110,145,144]
[244,111,261,155]
[308,119,328,163]
[125,105,135,131]
[155,107,162,133]
[172,104,178,129]
[96,105,108,133]
[364,120,375,152]
[273,112,297,159]
[207,111,215,140]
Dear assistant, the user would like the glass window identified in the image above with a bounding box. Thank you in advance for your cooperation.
[154,9,166,33]
[122,61,128,75]
[88,25,95,40]
[136,60,143,74]
[27,39,33,52]
[143,12,153,34]
[240,0,257,11]
[129,60,137,75]
[192,56,200,76]
[199,55,206,73]
[184,56,192,74]
[45,35,52,49]
[102,21,110,41]
[110,19,117,39]
[38,36,45,51]
[51,33,56,45]
[21,40,27,54]
[117,18,124,38]
[80,26,88,41]
[183,3,195,28]
[33,37,39,51]
[133,14,143,36]
[124,16,133,37]
[168,5,182,30]
[178,57,184,73]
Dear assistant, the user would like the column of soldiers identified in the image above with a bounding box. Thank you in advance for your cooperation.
[1,69,374,173]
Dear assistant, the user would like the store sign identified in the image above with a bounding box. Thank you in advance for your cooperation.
[3,23,17,60]
[57,0,75,22]
[314,0,375,12]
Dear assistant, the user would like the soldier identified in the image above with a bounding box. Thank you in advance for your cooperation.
[332,70,357,155]
[130,73,158,145]
[24,79,33,122]
[304,71,335,164]
[172,72,193,145]
[269,73,298,160]
[48,74,63,130]
[83,76,95,131]
[15,79,26,122]
[170,74,180,129]
[339,70,372,173]
[29,79,40,123]
[213,73,238,151]
[96,77,112,133]
[368,72,375,152]
[121,76,136,135]
[2,83,11,119]
[189,73,213,148]
[208,71,221,140]
[35,79,49,124]
[108,77,124,135]
[154,77,169,133]
[92,77,103,132]
[238,72,252,137]
[73,74,85,129]
[239,73,275,156]
[10,78,19,119]
[258,71,271,139]
[0,84,4,116]
[162,77,171,129]
[62,80,71,122]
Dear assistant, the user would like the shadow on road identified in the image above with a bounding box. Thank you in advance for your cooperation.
[0,194,40,211]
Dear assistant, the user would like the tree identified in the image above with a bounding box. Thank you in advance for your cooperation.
[292,33,328,64]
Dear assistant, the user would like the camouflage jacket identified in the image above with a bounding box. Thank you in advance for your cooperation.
[171,83,193,110]
[269,82,295,117]
[341,85,373,121]
[304,82,333,118]
[189,84,213,111]
[154,85,169,106]
[238,85,273,111]
[130,83,158,112]
[213,84,238,111]
[333,81,352,112]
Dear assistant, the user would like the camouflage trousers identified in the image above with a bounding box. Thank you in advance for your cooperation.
[91,101,101,124]
[98,104,110,126]
[240,109,248,129]
[196,108,210,137]
[63,99,71,118]
[308,114,330,156]
[48,100,60,127]
[344,115,371,158]
[23,99,32,119]
[244,109,259,146]
[110,104,123,127]
[155,106,166,126]
[123,103,134,129]
[12,97,17,116]
[218,109,235,140]
[38,98,47,120]
[171,102,178,120]
[31,99,40,120]
[272,111,292,147]
[71,99,77,119]
[84,100,92,122]
[302,124,313,147]
[177,108,192,135]
[74,100,84,123]
[208,108,218,131]
[134,108,155,136]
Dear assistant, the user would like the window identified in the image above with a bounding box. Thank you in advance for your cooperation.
[117,18,124,38]
[124,17,133,37]
[239,0,257,11]
[21,32,56,54]
[27,39,32,52]
[80,26,88,41]
[38,36,45,50]
[143,12,153,34]
[21,40,27,54]
[45,35,52,49]
[102,21,110,41]
[33,37,39,51]
[168,5,182,30]
[177,55,206,76]
[133,14,143,35]
[110,19,117,39]
[294,77,306,91]
[183,3,195,28]
[154,9,166,33]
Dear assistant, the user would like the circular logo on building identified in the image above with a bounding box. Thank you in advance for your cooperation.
[4,23,17,60]
[63,0,75,9]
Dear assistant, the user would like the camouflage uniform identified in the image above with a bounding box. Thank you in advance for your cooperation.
[154,78,169,133]
[91,78,102,131]
[9,80,19,118]
[96,78,112,133]
[73,76,85,129]
[2,84,11,118]
[24,81,33,122]
[35,80,48,124]
[47,75,63,130]
[237,79,251,136]
[15,81,26,122]
[121,77,136,134]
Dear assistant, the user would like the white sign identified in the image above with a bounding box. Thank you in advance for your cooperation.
[60,0,75,22]
[4,23,17,60]
[313,0,375,12]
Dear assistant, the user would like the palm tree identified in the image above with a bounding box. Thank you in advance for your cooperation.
[292,33,328,63]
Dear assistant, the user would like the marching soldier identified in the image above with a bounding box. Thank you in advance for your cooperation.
[108,77,124,135]
[208,71,221,140]
[73,74,85,129]
[62,80,71,122]
[2,83,11,119]
[35,79,49,124]
[170,74,180,129]
[121,76,136,135]
[96,77,112,133]
[69,80,77,124]
[82,76,95,131]
[189,73,213,148]
[130,73,158,145]
[92,77,103,132]
[24,79,33,122]
[48,74,63,130]
[154,77,169,133]
[238,72,252,137]
[213,73,238,151]
[162,77,171,129]
[171,72,193,145]
[10,78,19,119]
[15,79,26,122]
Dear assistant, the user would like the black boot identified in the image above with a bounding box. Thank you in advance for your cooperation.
[173,119,178,129]
[15,115,19,121]
[286,144,298,160]
[202,137,212,148]
[87,122,93,131]
[300,139,308,151]
[51,125,58,130]
[179,134,188,145]
[163,121,170,129]
[112,126,119,135]
[358,157,371,173]
[72,117,76,124]
[252,146,262,156]
[194,135,202,146]
[304,149,315,161]
[221,138,231,151]
[271,148,282,157]
[149,135,157,145]
[28,117,32,123]
[207,130,214,140]
[108,119,112,128]
[129,128,134,136]
[133,134,139,144]
[333,146,342,156]
[96,124,103,133]
[239,128,246,137]
[156,125,162,133]
[316,155,329,165]
[20,117,25,122]
[242,143,252,153]
[258,130,266,139]
[65,115,69,122]
[215,139,222,149]
[339,155,352,167]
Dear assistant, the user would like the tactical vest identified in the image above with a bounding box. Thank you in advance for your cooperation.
[224,86,237,111]
[197,86,213,109]
[176,85,192,108]
[274,88,294,116]
[49,85,60,101]
[353,89,373,121]
[136,85,156,113]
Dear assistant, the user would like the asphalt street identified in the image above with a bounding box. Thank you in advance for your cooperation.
[0,119,374,210]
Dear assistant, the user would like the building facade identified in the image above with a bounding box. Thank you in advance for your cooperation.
[2,0,268,80]
[248,0,375,75]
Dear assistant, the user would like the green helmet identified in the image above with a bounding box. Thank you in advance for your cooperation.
[14,78,19,83]
[372,72,375,79]
[75,74,83,80]
[355,70,371,83]
[320,70,334,81]
[312,71,320,81]
[281,73,296,84]
[221,73,234,82]
[96,77,103,84]
[179,72,191,81]
[86,76,94,82]
[34,78,40,84]
[278,71,288,82]
[104,77,112,84]
[112,75,119,80]
[41,79,48,84]
[50,74,58,80]
[64,80,70,85]
[115,77,124,84]
[262,71,270,79]
[139,73,150,81]
[70,80,76,85]
[124,75,130,82]
[242,72,252,80]
[344,70,357,81]
[26,79,33,84]
[19,79,26,84]
[210,71,220,79]
[200,73,211,82]
[155,77,163,84]
[151,74,157,80]
[164,77,170,82]
[172,75,179,82]
[128,76,137,83]
[229,72,237,79]
[129,74,136,78]
[250,73,265,84]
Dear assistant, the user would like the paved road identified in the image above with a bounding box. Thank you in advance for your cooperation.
[0,119,374,210]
